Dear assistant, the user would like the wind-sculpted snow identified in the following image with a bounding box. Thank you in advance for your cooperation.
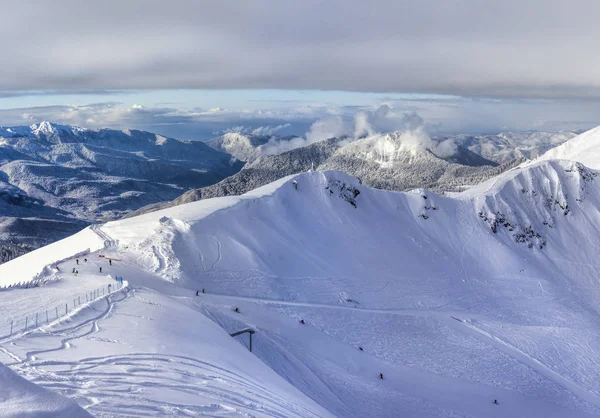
[0,122,243,263]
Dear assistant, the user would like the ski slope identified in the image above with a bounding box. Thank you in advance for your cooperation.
[3,153,600,415]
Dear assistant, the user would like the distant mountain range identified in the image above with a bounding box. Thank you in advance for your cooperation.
[447,131,578,164]
[132,131,574,216]
[0,122,242,262]
[0,123,577,263]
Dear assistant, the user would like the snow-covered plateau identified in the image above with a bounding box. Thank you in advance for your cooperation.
[2,124,600,416]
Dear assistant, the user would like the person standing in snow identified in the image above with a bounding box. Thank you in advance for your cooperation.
[76,259,79,265]
[99,267,102,273]
[109,259,112,266]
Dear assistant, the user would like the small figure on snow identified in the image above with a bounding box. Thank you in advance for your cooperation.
[379,373,384,380]
[196,290,200,296]
[55,266,60,271]
[84,258,87,263]
[109,259,112,266]
[76,259,79,265]
[299,319,305,324]
[493,400,499,405]
[99,267,102,273]
[72,268,76,273]
[292,180,298,190]
[234,307,240,313]
[202,288,205,294]
[74,270,78,276]
[359,346,364,351]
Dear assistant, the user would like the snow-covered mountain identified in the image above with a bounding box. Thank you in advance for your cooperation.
[535,126,600,169]
[0,122,242,263]
[444,131,577,164]
[131,132,520,216]
[206,132,299,163]
[3,154,600,415]
[206,130,576,166]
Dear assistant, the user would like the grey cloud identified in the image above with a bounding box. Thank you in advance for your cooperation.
[2,1,600,98]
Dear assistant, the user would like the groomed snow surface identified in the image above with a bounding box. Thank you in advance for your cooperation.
[3,150,600,416]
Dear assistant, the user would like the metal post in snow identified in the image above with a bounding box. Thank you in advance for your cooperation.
[250,332,253,352]
[86,293,89,302]
[35,313,38,327]
[25,316,28,330]
[56,306,59,319]
[78,296,81,305]
[65,303,68,314]
[73,299,76,308]
[46,310,48,324]
[10,320,13,336]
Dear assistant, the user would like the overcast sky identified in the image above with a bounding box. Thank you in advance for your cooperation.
[1,0,599,139]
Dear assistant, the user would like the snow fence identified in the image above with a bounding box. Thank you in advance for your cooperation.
[0,280,125,340]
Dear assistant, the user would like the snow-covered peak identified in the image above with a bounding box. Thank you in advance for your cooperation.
[206,132,274,162]
[535,125,600,169]
[30,121,56,135]
[29,121,76,138]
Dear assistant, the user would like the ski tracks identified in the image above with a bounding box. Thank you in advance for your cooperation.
[448,316,600,410]
[209,236,222,272]
[0,289,131,409]
[90,223,117,248]
[196,235,222,273]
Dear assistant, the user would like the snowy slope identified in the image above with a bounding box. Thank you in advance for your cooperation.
[0,122,243,264]
[0,362,91,417]
[3,162,600,416]
[536,126,600,169]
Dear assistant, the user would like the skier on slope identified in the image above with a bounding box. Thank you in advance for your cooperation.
[99,267,102,273]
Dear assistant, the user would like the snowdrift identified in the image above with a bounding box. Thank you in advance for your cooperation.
[0,362,91,417]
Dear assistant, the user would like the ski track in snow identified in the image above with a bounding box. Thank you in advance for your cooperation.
[200,292,600,412]
[209,236,222,272]
[0,246,329,417]
[454,318,600,409]
[90,224,117,248]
